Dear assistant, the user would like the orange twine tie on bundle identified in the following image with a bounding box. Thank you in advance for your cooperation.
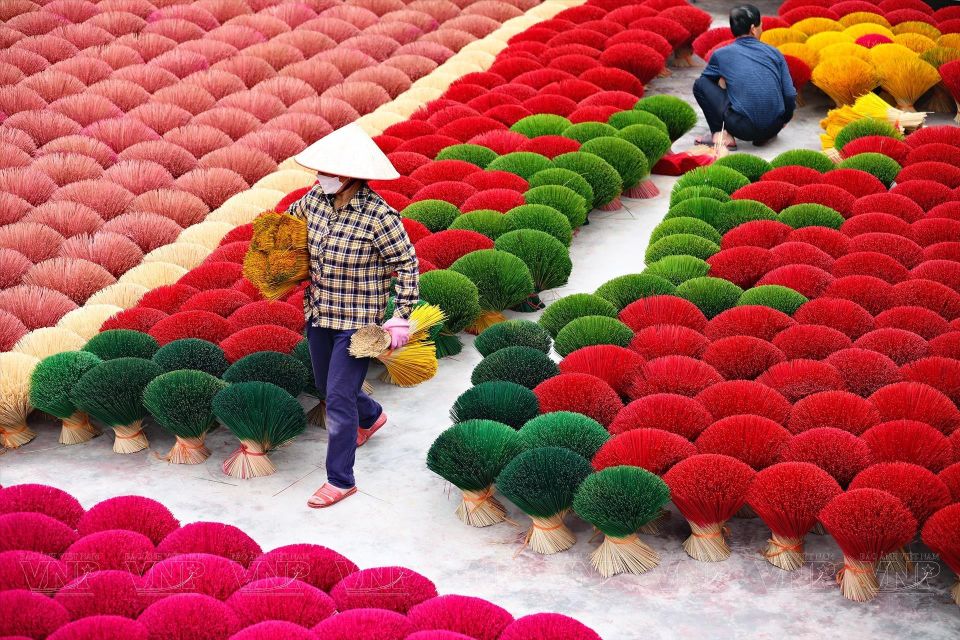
[463,488,493,514]
[762,538,804,558]
[836,562,874,585]
[514,519,564,558]
[239,443,266,456]
[691,525,730,539]
[115,428,144,440]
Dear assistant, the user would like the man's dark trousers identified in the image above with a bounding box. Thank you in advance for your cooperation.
[693,75,786,142]
[307,324,382,489]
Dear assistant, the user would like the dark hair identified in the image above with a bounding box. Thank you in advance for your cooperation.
[730,4,761,37]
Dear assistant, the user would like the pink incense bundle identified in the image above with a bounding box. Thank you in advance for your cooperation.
[0,483,84,528]
[922,504,960,606]
[226,577,336,628]
[142,552,247,601]
[61,529,156,575]
[407,595,514,640]
[55,570,146,620]
[138,593,240,640]
[747,461,843,573]
[663,454,756,562]
[155,521,262,568]
[818,488,916,602]
[77,495,180,545]
[0,549,69,593]
[330,566,437,614]
[248,543,359,592]
[0,512,78,556]
[312,608,413,640]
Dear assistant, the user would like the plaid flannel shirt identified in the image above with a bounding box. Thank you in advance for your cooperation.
[287,182,419,331]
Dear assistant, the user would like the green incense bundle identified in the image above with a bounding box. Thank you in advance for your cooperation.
[496,446,593,554]
[30,351,103,445]
[573,466,671,577]
[213,381,306,479]
[427,419,526,527]
[70,357,161,453]
[143,370,226,464]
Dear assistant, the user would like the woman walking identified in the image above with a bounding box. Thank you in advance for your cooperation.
[286,123,419,508]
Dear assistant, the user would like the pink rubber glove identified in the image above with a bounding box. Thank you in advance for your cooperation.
[382,318,410,350]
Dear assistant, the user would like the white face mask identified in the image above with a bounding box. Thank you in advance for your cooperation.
[316,174,347,194]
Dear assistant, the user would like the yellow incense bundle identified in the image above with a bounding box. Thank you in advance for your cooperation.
[243,212,309,300]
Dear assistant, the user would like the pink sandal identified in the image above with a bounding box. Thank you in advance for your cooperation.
[356,413,387,447]
[307,483,357,509]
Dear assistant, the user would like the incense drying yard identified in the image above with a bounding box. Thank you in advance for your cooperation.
[2,0,960,639]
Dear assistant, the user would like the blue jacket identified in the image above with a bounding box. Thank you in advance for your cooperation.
[701,36,797,130]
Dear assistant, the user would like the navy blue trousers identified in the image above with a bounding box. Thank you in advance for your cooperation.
[306,325,382,489]
[693,75,786,143]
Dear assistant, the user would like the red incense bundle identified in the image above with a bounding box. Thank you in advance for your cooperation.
[663,454,756,562]
[921,504,960,607]
[747,462,842,570]
[782,428,874,487]
[818,489,916,602]
[695,415,791,471]
[848,462,952,572]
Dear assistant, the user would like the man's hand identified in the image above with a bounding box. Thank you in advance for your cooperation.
[718,77,727,90]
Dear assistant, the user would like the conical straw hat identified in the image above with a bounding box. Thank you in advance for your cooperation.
[293,123,400,180]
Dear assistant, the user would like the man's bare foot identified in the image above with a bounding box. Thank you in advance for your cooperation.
[713,132,737,150]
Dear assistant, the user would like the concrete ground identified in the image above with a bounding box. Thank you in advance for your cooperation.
[4,2,960,637]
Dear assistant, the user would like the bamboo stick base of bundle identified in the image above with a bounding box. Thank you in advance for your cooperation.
[112,421,148,454]
[307,401,326,428]
[59,412,100,445]
[638,508,671,535]
[762,534,805,572]
[597,197,623,211]
[522,514,576,555]
[362,381,373,395]
[879,547,913,574]
[624,179,660,199]
[466,311,507,335]
[0,422,36,449]
[836,557,879,603]
[682,521,731,562]
[160,436,210,465]
[455,487,507,527]
[591,534,661,577]
[951,580,959,607]
[222,439,276,479]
